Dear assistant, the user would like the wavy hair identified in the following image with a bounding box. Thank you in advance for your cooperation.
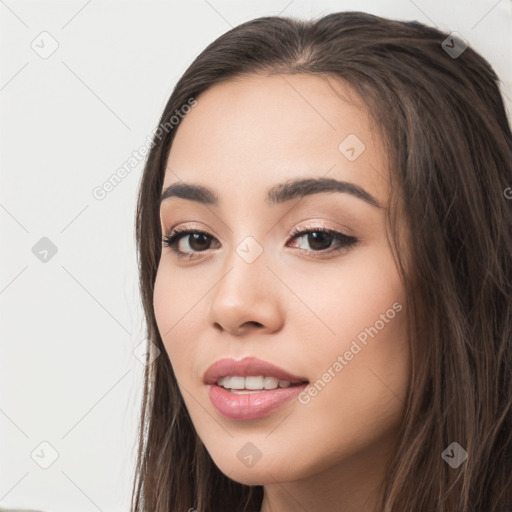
[131,11,512,512]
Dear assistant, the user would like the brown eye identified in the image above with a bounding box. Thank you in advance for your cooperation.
[161,226,358,260]
[287,228,358,256]
[162,229,218,259]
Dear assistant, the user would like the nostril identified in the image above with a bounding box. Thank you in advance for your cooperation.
[244,321,264,328]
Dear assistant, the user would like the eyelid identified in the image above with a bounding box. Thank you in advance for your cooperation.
[290,220,356,237]
[161,222,350,243]
[163,220,354,240]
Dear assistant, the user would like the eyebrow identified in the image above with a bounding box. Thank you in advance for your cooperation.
[160,177,383,209]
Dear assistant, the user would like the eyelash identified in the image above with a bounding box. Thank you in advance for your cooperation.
[161,226,358,260]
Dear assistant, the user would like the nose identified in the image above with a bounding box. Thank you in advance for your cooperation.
[205,251,285,337]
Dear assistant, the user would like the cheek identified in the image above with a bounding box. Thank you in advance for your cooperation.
[287,246,409,438]
[153,262,202,380]
[286,244,405,349]
[153,264,177,346]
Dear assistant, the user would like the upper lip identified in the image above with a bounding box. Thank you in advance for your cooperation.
[203,356,309,385]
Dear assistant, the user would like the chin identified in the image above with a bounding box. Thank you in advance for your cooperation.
[212,454,307,486]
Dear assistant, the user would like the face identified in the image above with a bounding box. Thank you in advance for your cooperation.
[154,73,410,490]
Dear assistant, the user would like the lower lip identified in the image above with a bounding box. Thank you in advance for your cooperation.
[207,383,308,421]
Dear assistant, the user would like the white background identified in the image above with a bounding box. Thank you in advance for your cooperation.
[0,1,510,511]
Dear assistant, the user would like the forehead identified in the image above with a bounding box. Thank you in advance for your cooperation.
[163,73,388,207]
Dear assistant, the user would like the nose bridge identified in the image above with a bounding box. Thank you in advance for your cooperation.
[206,229,283,334]
[220,211,268,281]
[216,232,268,304]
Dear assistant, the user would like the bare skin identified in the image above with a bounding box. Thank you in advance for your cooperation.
[154,73,410,512]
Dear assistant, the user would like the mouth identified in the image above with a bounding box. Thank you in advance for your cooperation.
[203,356,309,420]
[214,375,308,394]
[203,356,309,388]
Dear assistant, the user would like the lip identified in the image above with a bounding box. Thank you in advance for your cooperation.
[203,356,309,385]
[207,383,308,421]
[203,356,309,421]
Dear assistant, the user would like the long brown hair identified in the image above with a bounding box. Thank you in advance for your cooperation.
[132,11,512,512]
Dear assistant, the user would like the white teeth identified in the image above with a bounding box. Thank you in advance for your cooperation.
[264,377,279,389]
[230,376,246,389]
[245,376,264,389]
[216,375,296,390]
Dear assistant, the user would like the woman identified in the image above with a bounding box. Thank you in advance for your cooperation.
[132,11,512,512]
